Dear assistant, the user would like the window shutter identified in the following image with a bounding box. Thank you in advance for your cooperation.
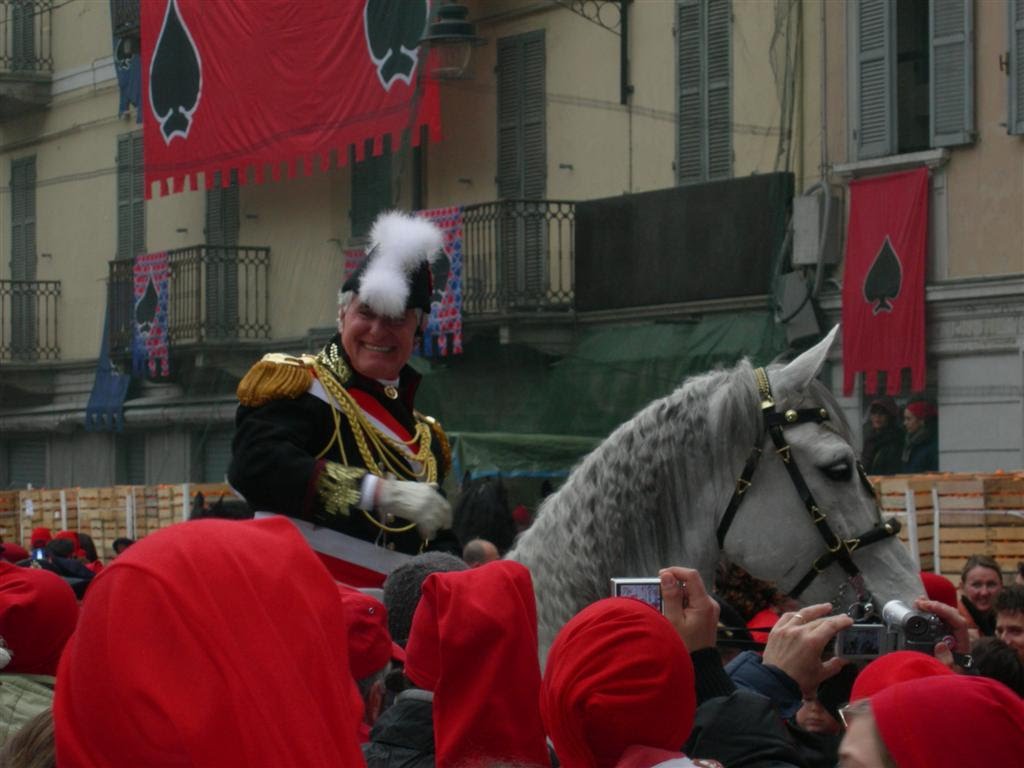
[497,37,523,198]
[706,0,732,180]
[1010,0,1024,135]
[117,433,146,485]
[131,132,145,257]
[116,134,132,260]
[8,439,47,488]
[929,0,973,147]
[11,1,35,71]
[856,0,896,160]
[206,172,240,339]
[521,32,546,200]
[10,157,37,358]
[677,0,702,184]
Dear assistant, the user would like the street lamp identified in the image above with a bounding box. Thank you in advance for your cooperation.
[419,2,485,80]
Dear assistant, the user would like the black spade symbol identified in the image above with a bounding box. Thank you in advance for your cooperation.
[150,0,202,142]
[135,278,158,333]
[365,0,429,87]
[863,236,902,315]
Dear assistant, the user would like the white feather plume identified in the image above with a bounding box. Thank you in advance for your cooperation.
[358,211,443,317]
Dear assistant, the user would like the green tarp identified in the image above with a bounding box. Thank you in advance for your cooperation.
[414,310,787,478]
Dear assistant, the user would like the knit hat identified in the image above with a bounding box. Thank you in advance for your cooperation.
[919,571,957,608]
[342,210,442,316]
[541,597,697,768]
[336,584,405,681]
[382,551,468,647]
[849,650,953,702]
[404,559,549,768]
[747,606,780,645]
[905,400,937,421]
[30,527,52,548]
[53,518,365,767]
[53,530,85,559]
[872,675,1024,767]
[0,561,78,675]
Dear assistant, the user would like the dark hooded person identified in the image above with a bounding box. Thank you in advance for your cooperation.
[229,211,458,562]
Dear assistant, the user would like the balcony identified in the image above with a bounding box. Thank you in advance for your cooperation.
[0,1,53,120]
[107,246,271,361]
[0,278,60,361]
[461,200,574,316]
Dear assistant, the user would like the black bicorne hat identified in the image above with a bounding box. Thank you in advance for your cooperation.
[342,211,442,316]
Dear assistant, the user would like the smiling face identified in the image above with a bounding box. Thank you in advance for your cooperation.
[339,297,420,380]
[962,565,1003,613]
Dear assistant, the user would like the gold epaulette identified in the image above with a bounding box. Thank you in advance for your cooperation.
[417,412,451,477]
[237,353,316,407]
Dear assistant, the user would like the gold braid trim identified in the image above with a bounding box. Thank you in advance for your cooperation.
[417,413,451,478]
[311,357,438,484]
[237,354,314,407]
[317,462,366,517]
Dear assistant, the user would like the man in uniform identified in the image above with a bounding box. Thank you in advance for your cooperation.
[228,211,457,559]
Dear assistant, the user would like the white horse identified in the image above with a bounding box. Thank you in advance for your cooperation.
[507,327,923,658]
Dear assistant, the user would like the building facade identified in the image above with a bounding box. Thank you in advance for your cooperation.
[0,0,1020,490]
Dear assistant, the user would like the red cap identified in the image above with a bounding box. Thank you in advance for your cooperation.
[30,527,52,548]
[905,400,937,420]
[0,561,78,675]
[919,571,957,608]
[53,518,366,767]
[541,597,697,768]
[336,584,404,681]
[873,675,1024,767]
[0,543,29,563]
[850,650,953,702]
[404,560,549,768]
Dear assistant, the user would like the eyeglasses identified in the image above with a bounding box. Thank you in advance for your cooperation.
[837,699,870,729]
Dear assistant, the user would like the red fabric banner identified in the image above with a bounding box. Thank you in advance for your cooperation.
[842,168,929,396]
[141,0,441,198]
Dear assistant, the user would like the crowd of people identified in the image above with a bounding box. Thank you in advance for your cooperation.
[859,397,938,475]
[1,516,1023,767]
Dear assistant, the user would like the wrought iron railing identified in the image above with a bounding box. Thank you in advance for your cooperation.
[108,246,271,355]
[0,278,60,361]
[461,200,574,315]
[0,1,53,74]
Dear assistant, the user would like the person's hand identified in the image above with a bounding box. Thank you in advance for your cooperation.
[762,603,853,695]
[659,567,720,652]
[913,596,970,671]
[375,479,452,539]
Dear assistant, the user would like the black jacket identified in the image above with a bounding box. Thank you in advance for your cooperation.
[229,336,457,555]
[363,690,435,768]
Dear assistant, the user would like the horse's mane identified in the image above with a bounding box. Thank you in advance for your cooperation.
[508,358,767,648]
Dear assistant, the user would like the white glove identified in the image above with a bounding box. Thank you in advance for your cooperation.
[376,479,452,540]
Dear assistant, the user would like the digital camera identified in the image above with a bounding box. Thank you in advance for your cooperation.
[834,600,950,661]
[610,577,663,613]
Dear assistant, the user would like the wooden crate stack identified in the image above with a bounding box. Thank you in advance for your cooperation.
[16,488,77,544]
[874,472,1024,583]
[0,491,20,547]
[77,486,132,561]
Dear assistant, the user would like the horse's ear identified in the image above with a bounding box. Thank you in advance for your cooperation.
[773,325,839,395]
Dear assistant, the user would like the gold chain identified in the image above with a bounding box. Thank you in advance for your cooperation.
[312,358,438,484]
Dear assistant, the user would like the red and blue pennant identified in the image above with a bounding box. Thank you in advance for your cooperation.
[417,206,463,357]
[132,251,171,379]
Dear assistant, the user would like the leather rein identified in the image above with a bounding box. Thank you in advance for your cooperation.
[715,367,902,605]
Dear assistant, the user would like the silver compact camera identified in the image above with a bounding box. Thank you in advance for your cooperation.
[610,577,663,613]
[834,600,950,661]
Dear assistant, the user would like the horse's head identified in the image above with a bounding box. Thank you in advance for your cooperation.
[719,326,923,616]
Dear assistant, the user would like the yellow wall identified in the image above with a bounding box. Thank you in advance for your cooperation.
[944,0,1024,277]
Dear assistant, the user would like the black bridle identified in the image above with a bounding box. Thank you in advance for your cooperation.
[716,367,902,606]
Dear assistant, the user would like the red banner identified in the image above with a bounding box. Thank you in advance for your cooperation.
[141,0,441,198]
[842,168,929,396]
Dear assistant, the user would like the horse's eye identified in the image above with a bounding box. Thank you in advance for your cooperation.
[821,461,853,482]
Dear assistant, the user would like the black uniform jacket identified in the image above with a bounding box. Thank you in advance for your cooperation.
[228,335,457,555]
